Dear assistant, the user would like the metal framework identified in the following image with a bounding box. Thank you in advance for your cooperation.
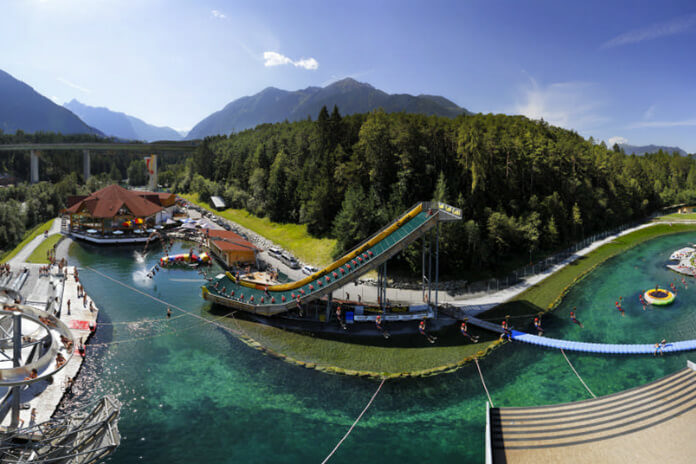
[0,396,121,464]
[0,305,121,462]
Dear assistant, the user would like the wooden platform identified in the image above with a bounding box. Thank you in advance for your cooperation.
[488,361,696,463]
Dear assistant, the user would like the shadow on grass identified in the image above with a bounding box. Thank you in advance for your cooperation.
[208,304,492,348]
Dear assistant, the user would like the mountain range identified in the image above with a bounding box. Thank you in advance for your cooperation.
[186,78,470,139]
[0,69,100,135]
[64,99,182,142]
[618,143,688,156]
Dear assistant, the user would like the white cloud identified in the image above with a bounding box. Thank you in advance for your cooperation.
[294,57,319,70]
[513,77,607,131]
[57,77,91,93]
[263,51,319,70]
[211,9,226,19]
[608,136,628,146]
[629,119,696,129]
[602,14,696,48]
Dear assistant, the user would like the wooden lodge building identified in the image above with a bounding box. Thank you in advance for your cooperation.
[64,184,177,243]
[204,228,259,267]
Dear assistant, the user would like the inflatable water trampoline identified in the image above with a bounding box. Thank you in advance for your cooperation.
[644,288,676,306]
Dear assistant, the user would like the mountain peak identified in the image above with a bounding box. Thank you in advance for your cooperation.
[187,79,469,139]
[0,69,100,135]
[64,100,182,142]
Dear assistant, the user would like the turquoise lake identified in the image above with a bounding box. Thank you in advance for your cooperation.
[60,232,696,463]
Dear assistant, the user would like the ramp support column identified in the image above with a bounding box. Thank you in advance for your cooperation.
[435,221,440,317]
[30,150,39,184]
[83,149,91,181]
[422,237,426,303]
[10,312,22,429]
[427,230,433,307]
[325,293,332,321]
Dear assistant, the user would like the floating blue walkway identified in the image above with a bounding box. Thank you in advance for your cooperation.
[462,316,696,354]
[510,330,696,354]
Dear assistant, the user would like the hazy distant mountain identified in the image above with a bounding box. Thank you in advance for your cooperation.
[187,78,470,139]
[619,143,688,156]
[0,69,100,135]
[64,99,181,142]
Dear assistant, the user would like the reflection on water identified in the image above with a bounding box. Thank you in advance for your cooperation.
[61,233,696,463]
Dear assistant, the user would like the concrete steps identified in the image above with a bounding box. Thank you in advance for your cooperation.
[491,367,696,450]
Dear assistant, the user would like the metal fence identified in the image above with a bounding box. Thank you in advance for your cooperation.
[448,220,644,296]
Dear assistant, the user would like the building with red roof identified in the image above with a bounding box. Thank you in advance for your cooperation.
[64,184,173,238]
[204,228,260,267]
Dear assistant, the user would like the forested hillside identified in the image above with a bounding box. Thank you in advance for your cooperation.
[172,107,696,277]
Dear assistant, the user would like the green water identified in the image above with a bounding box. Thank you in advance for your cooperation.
[61,233,696,463]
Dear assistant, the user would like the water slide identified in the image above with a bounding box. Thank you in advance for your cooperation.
[202,201,461,315]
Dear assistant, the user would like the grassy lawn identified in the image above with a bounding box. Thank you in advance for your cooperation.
[655,212,696,221]
[0,218,56,263]
[26,234,63,264]
[483,223,696,322]
[222,315,499,377]
[180,193,337,267]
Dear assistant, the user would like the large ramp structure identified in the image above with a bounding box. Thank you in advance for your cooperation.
[488,361,696,464]
[202,201,462,315]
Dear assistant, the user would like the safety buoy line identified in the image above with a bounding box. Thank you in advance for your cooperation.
[560,348,596,398]
[84,266,245,337]
[321,378,386,464]
[474,358,494,407]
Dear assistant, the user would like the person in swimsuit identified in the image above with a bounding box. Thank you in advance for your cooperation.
[500,319,512,341]
[533,316,544,336]
[335,306,347,330]
[570,308,583,328]
[460,320,479,342]
[419,319,436,343]
[375,315,391,339]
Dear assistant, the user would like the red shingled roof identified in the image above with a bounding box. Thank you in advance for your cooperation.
[205,229,259,252]
[65,184,163,218]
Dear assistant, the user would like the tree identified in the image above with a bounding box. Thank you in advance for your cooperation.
[127,159,148,186]
[432,171,448,202]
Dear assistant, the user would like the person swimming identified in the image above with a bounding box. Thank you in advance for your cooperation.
[570,308,583,328]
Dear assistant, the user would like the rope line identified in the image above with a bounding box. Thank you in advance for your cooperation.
[474,358,494,407]
[560,348,596,398]
[83,266,245,341]
[321,378,385,464]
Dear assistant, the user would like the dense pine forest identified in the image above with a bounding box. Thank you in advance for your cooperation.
[171,108,696,277]
[2,111,696,279]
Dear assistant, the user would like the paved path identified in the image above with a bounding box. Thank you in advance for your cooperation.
[8,219,61,267]
[1,218,100,429]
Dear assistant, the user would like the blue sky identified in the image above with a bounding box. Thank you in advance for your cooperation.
[2,0,696,151]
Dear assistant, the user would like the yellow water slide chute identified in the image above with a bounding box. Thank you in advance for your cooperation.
[226,203,425,292]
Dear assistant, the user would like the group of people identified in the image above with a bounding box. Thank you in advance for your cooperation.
[38,265,51,277]
[0,263,11,276]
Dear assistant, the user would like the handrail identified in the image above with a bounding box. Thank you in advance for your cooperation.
[227,202,426,292]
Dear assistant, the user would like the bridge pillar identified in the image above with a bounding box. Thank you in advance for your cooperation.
[30,150,39,184]
[83,150,91,181]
